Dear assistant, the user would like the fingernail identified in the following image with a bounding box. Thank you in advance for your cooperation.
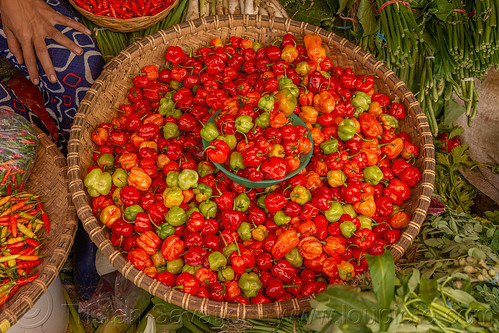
[33,78,39,85]
[50,75,57,83]
[85,28,91,35]
[77,48,84,55]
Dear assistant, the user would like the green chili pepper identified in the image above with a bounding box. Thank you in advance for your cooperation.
[340,220,356,238]
[217,266,235,282]
[379,114,399,129]
[158,99,175,116]
[167,258,184,274]
[199,200,217,218]
[258,96,275,113]
[166,171,179,188]
[358,215,372,230]
[157,223,176,239]
[178,169,199,190]
[163,186,184,208]
[350,91,371,112]
[274,210,291,226]
[237,222,252,241]
[222,243,238,258]
[337,119,357,141]
[193,183,212,202]
[217,134,237,150]
[343,204,357,218]
[325,201,344,222]
[285,248,304,268]
[165,205,187,226]
[278,78,299,97]
[97,153,115,169]
[363,165,384,186]
[235,115,253,134]
[255,111,271,129]
[124,204,144,221]
[182,264,201,275]
[290,185,311,205]
[200,122,219,142]
[230,151,245,171]
[234,193,250,212]
[238,272,262,298]
[112,168,128,188]
[163,122,179,139]
[84,168,112,197]
[319,139,339,155]
[208,251,227,271]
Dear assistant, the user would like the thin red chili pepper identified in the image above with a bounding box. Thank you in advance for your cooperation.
[10,214,17,238]
[7,241,24,250]
[17,260,43,269]
[25,238,40,248]
[42,213,50,234]
[0,169,11,187]
[17,274,40,286]
[109,4,118,17]
[130,0,142,16]
[17,247,35,256]
[93,8,110,15]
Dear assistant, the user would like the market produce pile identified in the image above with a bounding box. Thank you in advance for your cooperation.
[71,0,176,18]
[83,33,424,303]
[283,0,499,135]
[0,193,49,307]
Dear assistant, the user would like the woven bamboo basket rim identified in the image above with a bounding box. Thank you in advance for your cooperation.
[68,0,179,33]
[67,15,435,319]
[0,127,77,332]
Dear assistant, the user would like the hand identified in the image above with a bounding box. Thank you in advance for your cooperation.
[0,0,91,85]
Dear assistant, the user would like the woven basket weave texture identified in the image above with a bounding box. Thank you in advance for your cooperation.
[68,0,179,32]
[67,15,435,319]
[0,128,77,332]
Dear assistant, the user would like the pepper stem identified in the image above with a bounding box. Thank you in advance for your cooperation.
[232,235,241,257]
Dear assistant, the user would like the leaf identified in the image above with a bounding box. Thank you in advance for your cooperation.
[284,0,335,27]
[448,125,464,139]
[419,279,438,305]
[424,238,444,248]
[407,269,421,296]
[311,286,380,325]
[337,0,353,14]
[365,251,395,314]
[432,0,453,22]
[357,0,377,36]
[442,287,481,307]
[468,247,487,260]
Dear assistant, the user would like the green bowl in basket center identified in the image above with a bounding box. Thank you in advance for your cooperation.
[202,110,314,189]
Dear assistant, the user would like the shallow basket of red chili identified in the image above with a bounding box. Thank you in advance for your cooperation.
[68,0,179,33]
[202,110,314,188]
[68,16,435,319]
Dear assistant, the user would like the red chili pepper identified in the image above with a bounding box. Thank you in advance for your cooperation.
[17,274,40,286]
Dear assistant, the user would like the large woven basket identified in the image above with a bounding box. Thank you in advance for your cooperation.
[68,0,179,32]
[68,15,435,319]
[0,128,77,332]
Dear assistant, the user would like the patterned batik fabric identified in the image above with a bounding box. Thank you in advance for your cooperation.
[0,0,104,155]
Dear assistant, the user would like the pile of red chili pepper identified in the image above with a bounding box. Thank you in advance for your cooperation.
[72,0,174,18]
[84,33,422,304]
[0,109,39,196]
[0,193,49,307]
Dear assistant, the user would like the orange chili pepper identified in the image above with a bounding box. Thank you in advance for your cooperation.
[270,112,287,129]
[271,229,300,259]
[127,167,152,192]
[299,106,318,125]
[304,34,326,64]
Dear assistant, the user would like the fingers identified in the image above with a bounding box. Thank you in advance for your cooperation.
[4,28,24,65]
[55,13,91,36]
[47,27,84,56]
[32,38,58,84]
[18,39,41,85]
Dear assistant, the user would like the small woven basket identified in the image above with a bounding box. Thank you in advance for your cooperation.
[0,128,77,332]
[68,0,179,32]
[68,15,435,319]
